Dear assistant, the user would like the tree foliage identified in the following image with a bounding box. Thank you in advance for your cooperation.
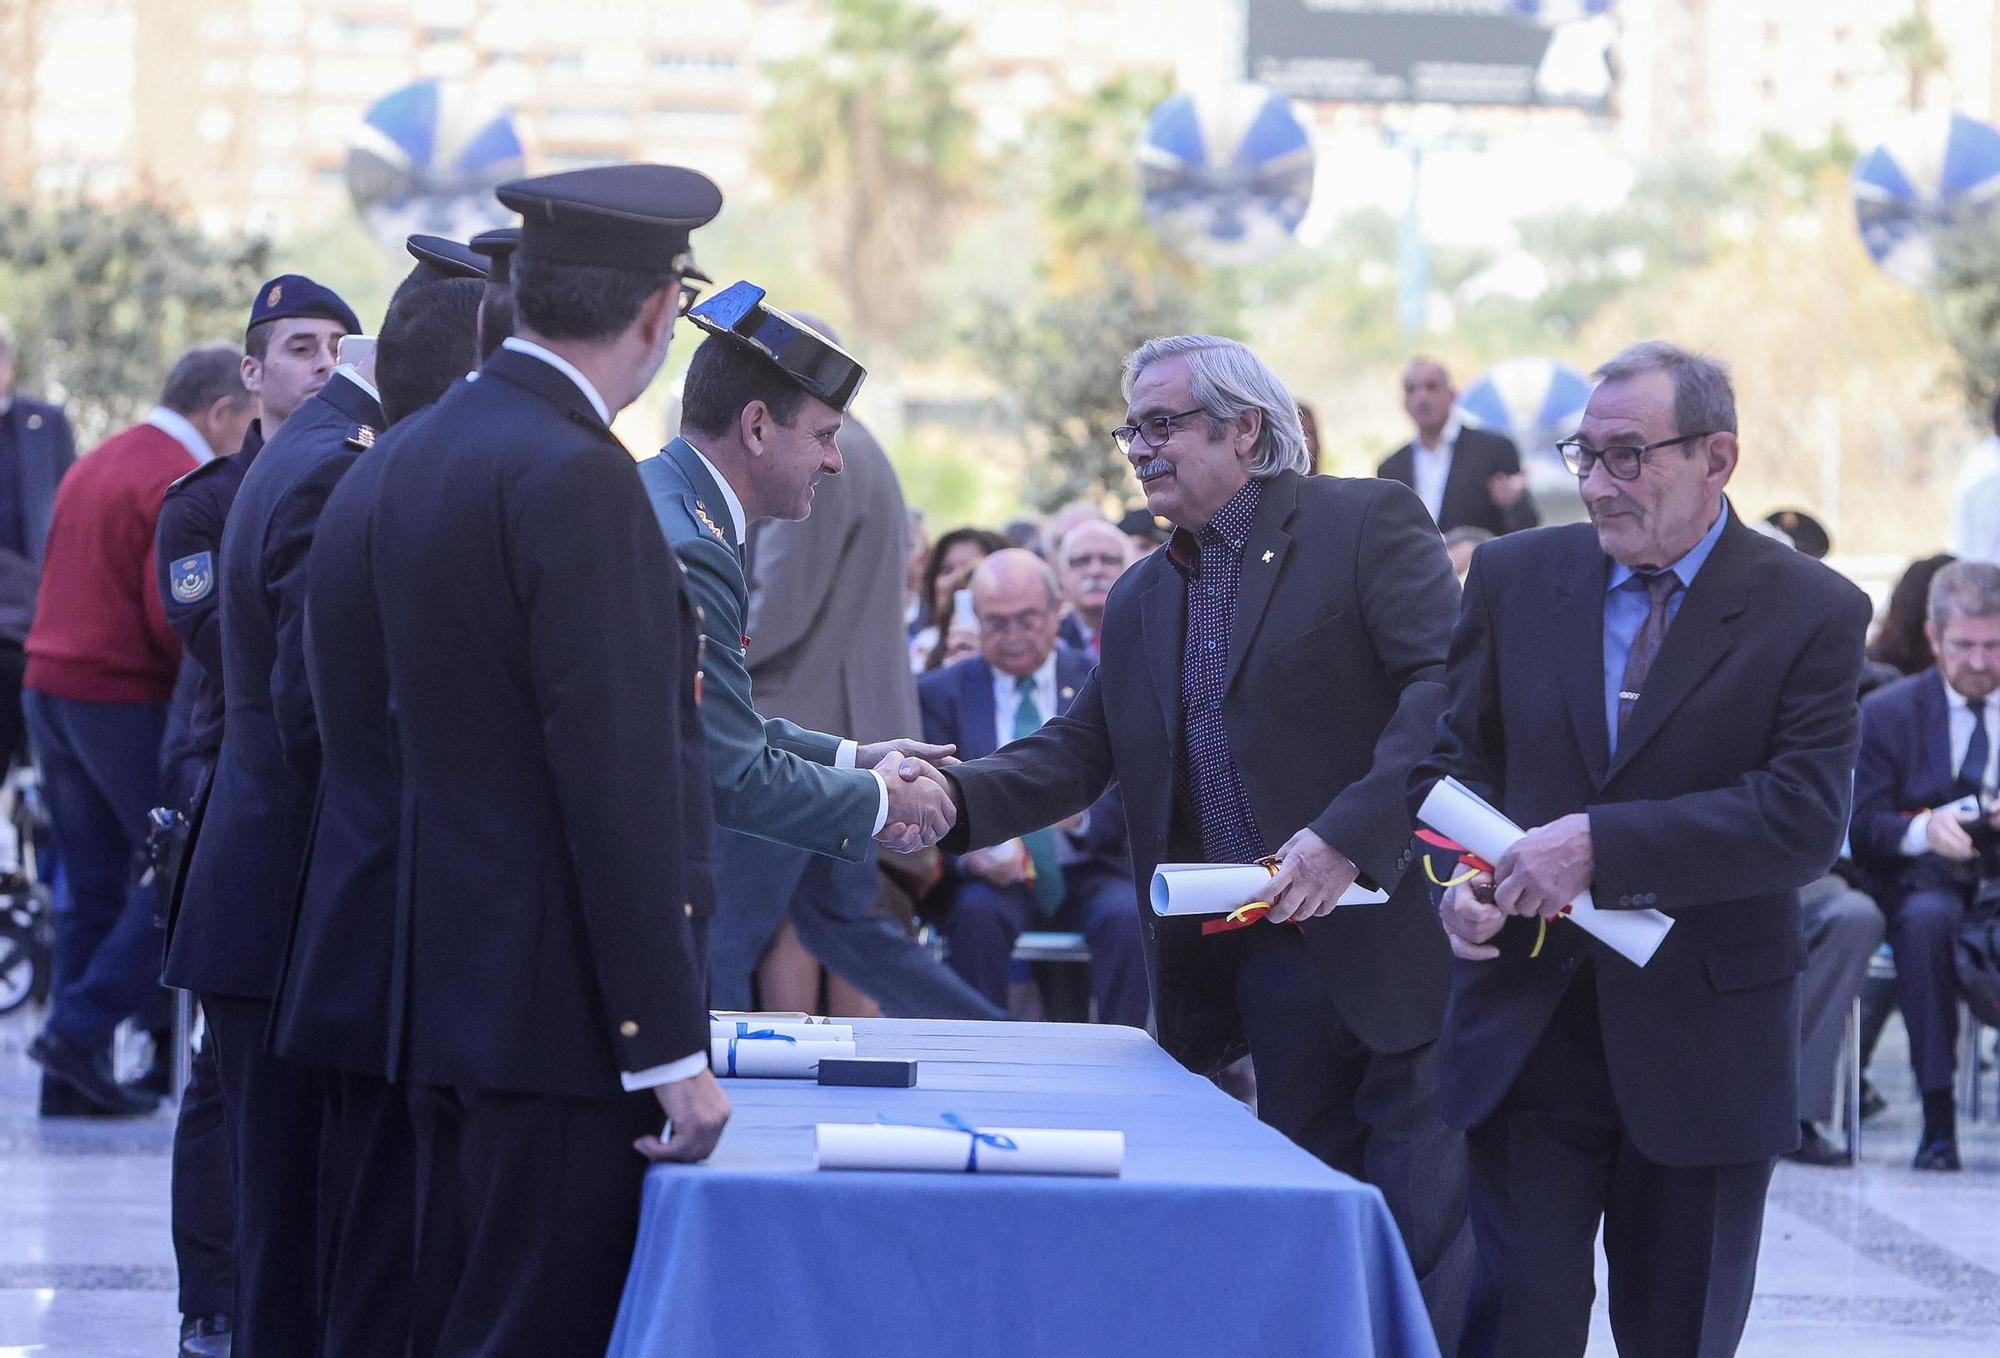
[1933,214,2000,416]
[0,196,268,446]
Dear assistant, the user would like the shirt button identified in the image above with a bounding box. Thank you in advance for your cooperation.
[683,902,695,917]
[619,1020,639,1038]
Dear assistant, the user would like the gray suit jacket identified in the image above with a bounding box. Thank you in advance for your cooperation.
[743,418,919,744]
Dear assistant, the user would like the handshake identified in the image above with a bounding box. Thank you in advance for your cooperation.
[858,739,961,854]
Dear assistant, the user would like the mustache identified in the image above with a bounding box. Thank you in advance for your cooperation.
[1587,492,1642,517]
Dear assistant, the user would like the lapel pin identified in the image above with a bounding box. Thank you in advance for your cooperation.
[1061,686,1075,701]
[1261,549,1274,564]
[26,413,43,430]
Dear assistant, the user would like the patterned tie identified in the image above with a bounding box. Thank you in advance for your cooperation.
[1961,696,1990,795]
[1014,675,1066,915]
[1617,571,1683,737]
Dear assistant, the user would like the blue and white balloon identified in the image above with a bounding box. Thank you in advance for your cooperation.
[1137,83,1314,269]
[1459,357,1593,466]
[1853,111,2000,287]
[347,80,526,252]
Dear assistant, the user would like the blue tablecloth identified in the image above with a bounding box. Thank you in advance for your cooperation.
[606,1020,1439,1358]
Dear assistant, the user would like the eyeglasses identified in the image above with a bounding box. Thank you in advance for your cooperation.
[1555,431,1718,481]
[1111,407,1209,456]
[674,276,704,317]
[975,608,1052,636]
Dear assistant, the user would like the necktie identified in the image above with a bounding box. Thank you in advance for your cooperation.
[1961,697,1990,794]
[1617,571,1683,737]
[1013,675,1066,916]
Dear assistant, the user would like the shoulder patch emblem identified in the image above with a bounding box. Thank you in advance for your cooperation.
[692,499,727,544]
[170,552,214,605]
[346,424,375,450]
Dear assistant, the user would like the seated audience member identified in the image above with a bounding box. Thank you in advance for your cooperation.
[910,527,1007,673]
[1042,499,1108,559]
[1852,559,2000,1171]
[1442,525,1492,584]
[1055,518,1133,659]
[1117,505,1167,561]
[1870,553,1955,678]
[1001,515,1045,553]
[1785,867,1885,1166]
[919,550,1146,1027]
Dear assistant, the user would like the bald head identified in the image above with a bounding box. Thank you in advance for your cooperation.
[1403,357,1456,443]
[971,548,1061,678]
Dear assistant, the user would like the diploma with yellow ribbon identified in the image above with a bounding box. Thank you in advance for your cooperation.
[1149,858,1388,933]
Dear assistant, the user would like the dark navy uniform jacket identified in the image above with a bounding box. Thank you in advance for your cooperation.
[364,347,714,1099]
[163,374,381,999]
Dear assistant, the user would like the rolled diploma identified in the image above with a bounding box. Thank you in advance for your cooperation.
[1149,863,1387,916]
[710,1010,815,1022]
[1418,776,1673,967]
[814,1123,1124,1177]
[709,1020,856,1043]
[709,1037,856,1078]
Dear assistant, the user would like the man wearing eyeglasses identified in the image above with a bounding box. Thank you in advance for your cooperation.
[936,335,1472,1350]
[1419,341,1870,1358]
[1378,358,1538,537]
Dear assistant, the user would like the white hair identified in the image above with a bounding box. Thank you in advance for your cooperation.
[1122,335,1311,479]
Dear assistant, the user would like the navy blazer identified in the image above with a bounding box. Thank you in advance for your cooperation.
[1416,513,1871,1166]
[164,374,379,1000]
[1852,668,1966,880]
[919,645,1128,880]
[1377,425,1539,536]
[0,394,76,571]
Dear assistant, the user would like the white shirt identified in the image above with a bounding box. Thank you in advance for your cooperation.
[1408,414,1462,524]
[993,654,1060,752]
[330,363,380,405]
[500,336,610,426]
[1900,673,2000,855]
[144,406,217,466]
[1951,434,2000,564]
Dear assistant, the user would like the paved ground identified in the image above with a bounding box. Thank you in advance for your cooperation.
[0,1008,1996,1356]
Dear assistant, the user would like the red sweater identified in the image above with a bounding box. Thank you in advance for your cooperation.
[25,420,196,703]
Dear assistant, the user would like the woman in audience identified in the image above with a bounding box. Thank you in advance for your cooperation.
[1869,553,1955,676]
[909,527,1007,673]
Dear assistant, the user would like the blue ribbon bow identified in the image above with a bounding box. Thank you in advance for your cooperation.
[719,1028,796,1077]
[879,1112,1019,1172]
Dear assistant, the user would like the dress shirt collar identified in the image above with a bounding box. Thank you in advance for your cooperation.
[1943,673,1994,718]
[1606,498,1731,595]
[144,406,216,465]
[680,439,749,546]
[994,652,1060,720]
[1168,477,1263,575]
[500,336,610,426]
[1411,413,1462,459]
[330,364,380,404]
[0,396,12,420]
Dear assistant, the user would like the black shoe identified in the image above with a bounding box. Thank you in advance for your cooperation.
[1859,1078,1888,1121]
[1912,1135,1961,1171]
[179,1313,231,1357]
[1782,1121,1851,1167]
[27,1029,158,1116]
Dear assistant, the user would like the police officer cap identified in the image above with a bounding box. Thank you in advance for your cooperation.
[1763,508,1830,559]
[403,234,490,288]
[247,274,361,340]
[469,226,521,284]
[495,164,721,278]
[688,281,867,413]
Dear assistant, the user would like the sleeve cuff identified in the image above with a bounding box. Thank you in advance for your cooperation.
[1901,811,1931,857]
[835,739,858,769]
[619,1049,710,1092]
[869,770,889,835]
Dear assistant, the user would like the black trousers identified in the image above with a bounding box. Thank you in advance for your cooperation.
[1218,924,1473,1356]
[408,1083,660,1358]
[1463,964,1774,1358]
[319,1069,416,1358]
[171,1020,234,1319]
[1883,884,1968,1096]
[202,992,323,1358]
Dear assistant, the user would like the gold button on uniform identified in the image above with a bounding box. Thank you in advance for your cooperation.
[619,1020,639,1038]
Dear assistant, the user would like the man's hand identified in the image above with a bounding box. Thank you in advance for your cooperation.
[1493,812,1592,919]
[1927,808,1978,862]
[962,839,1029,887]
[636,1068,731,1163]
[1264,827,1360,924]
[877,753,955,853]
[1440,874,1505,961]
[856,737,957,770]
[1487,470,1527,509]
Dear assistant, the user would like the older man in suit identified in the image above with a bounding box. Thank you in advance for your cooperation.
[1378,358,1538,536]
[702,310,996,1018]
[1424,341,1870,1358]
[933,335,1470,1349]
[920,549,1146,1026]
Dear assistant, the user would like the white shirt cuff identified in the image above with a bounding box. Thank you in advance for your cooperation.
[620,1049,710,1092]
[868,770,889,835]
[1901,811,1932,857]
[835,739,858,769]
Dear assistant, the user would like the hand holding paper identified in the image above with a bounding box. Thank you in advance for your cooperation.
[1150,860,1388,921]
[1493,813,1593,921]
[1265,826,1361,923]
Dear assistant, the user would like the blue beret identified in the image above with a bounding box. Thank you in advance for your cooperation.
[689,281,867,413]
[496,164,720,276]
[248,275,361,339]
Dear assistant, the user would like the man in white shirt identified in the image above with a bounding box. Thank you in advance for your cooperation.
[1376,357,1538,536]
[1949,395,2000,563]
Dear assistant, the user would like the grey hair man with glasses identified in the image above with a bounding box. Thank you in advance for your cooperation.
[933,334,1474,1350]
[1418,340,1871,1357]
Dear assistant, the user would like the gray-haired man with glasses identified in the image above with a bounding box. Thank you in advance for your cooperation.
[1419,340,1871,1357]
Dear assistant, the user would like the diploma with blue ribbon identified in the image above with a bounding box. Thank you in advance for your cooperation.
[709,1028,856,1078]
[814,1115,1124,1176]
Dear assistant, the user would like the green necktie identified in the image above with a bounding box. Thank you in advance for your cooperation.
[1014,674,1066,916]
